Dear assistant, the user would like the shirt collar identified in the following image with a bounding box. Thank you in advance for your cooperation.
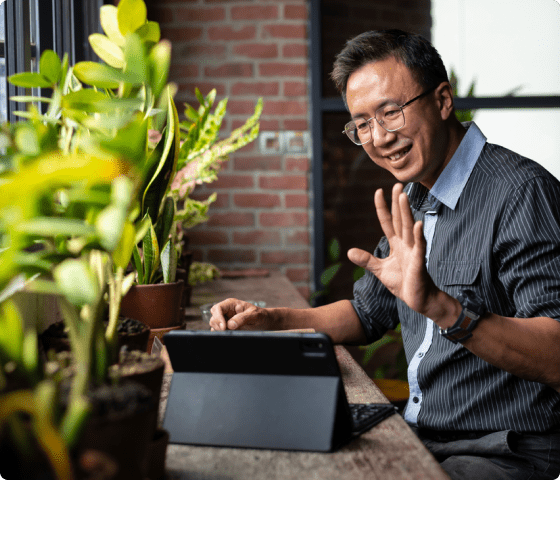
[407,122,487,212]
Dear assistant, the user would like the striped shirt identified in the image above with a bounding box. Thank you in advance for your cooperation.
[351,122,560,433]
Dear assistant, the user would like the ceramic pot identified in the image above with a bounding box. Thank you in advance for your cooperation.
[120,280,184,329]
[148,428,169,479]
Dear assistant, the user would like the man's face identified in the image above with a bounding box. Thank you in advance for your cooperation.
[345,57,452,189]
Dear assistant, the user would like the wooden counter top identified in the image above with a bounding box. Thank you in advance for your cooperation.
[158,270,448,480]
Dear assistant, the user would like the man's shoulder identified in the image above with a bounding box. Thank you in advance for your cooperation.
[476,142,558,186]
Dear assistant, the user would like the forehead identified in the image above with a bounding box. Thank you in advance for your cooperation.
[346,57,419,114]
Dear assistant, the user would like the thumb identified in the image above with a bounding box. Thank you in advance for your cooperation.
[348,247,375,269]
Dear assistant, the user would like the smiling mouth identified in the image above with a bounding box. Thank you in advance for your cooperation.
[387,146,411,161]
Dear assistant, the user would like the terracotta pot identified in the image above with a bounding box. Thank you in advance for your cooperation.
[175,267,192,308]
[147,322,186,354]
[120,280,184,329]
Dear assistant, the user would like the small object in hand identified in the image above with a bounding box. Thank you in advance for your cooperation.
[200,301,266,324]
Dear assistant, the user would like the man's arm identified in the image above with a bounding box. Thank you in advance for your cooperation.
[349,183,560,391]
[209,298,368,345]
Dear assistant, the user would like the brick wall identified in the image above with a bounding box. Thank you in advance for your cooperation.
[145,0,313,299]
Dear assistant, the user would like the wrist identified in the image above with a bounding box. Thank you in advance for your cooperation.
[427,290,463,329]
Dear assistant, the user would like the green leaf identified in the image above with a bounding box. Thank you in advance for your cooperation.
[95,206,126,252]
[10,95,53,104]
[8,72,53,89]
[100,4,125,47]
[61,89,108,112]
[160,238,177,284]
[89,33,125,69]
[123,32,148,84]
[117,0,147,36]
[142,217,160,284]
[14,127,40,155]
[53,259,99,307]
[39,50,62,85]
[73,62,121,89]
[136,21,161,44]
[155,196,175,251]
[15,218,96,238]
[141,92,179,224]
[148,40,171,100]
[328,238,340,262]
[320,263,341,286]
[132,243,144,284]
[112,221,136,271]
[0,299,24,363]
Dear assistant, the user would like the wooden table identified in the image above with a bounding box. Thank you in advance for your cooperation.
[158,270,449,480]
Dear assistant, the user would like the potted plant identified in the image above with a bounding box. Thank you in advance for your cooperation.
[0,0,180,478]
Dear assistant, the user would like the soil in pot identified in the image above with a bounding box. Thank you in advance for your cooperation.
[41,317,150,357]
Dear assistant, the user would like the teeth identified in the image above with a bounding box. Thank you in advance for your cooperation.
[389,148,410,161]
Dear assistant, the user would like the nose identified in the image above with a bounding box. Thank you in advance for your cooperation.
[370,119,395,147]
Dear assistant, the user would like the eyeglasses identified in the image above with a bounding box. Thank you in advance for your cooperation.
[342,86,437,145]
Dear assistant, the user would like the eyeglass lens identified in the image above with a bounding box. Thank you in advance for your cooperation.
[345,103,404,145]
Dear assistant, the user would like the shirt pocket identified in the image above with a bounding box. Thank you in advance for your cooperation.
[437,260,481,288]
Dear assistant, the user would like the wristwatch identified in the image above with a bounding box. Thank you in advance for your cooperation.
[439,289,487,344]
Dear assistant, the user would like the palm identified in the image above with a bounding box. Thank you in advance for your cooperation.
[348,183,437,315]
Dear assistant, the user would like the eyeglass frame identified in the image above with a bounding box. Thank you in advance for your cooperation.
[342,85,438,145]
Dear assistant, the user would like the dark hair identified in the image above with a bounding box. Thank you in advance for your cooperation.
[331,29,449,107]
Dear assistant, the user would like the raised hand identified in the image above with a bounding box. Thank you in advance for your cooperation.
[348,183,439,317]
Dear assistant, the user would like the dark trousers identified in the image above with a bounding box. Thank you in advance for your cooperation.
[410,426,560,480]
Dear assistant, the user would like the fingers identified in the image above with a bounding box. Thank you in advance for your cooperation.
[392,184,403,238]
[347,247,376,270]
[209,298,242,330]
[400,191,415,246]
[374,188,395,239]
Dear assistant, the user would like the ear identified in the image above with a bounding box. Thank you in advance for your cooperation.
[435,82,455,121]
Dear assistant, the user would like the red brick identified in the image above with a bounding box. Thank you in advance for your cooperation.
[285,157,310,172]
[286,230,310,245]
[177,44,226,58]
[207,212,255,227]
[285,193,309,208]
[205,64,254,78]
[231,5,279,20]
[284,4,308,19]
[160,26,203,42]
[264,100,307,115]
[231,81,279,96]
[261,250,309,265]
[233,43,278,58]
[208,249,256,263]
[260,212,308,227]
[234,156,282,171]
[228,99,265,115]
[262,24,307,39]
[259,176,307,190]
[235,118,279,131]
[213,174,255,189]
[233,230,281,245]
[234,194,280,208]
[207,25,256,41]
[282,44,308,58]
[176,82,227,98]
[171,64,199,78]
[296,285,310,300]
[176,7,226,21]
[283,81,307,97]
[284,119,308,130]
[286,267,310,282]
[259,62,307,77]
[187,231,229,245]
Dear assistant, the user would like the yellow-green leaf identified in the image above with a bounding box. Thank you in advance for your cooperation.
[39,50,62,84]
[73,61,121,89]
[100,5,125,47]
[117,0,147,36]
[136,21,160,43]
[112,221,136,270]
[89,33,125,69]
[8,72,52,89]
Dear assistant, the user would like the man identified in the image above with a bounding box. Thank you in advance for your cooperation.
[210,30,560,479]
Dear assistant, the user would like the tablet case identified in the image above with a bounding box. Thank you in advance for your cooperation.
[162,330,357,452]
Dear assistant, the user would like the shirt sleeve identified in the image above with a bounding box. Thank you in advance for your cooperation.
[495,173,560,321]
[350,236,400,343]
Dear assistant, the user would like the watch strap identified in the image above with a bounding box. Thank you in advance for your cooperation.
[439,307,481,344]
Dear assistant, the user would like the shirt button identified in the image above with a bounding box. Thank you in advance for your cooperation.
[418,352,424,358]
[413,397,420,404]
